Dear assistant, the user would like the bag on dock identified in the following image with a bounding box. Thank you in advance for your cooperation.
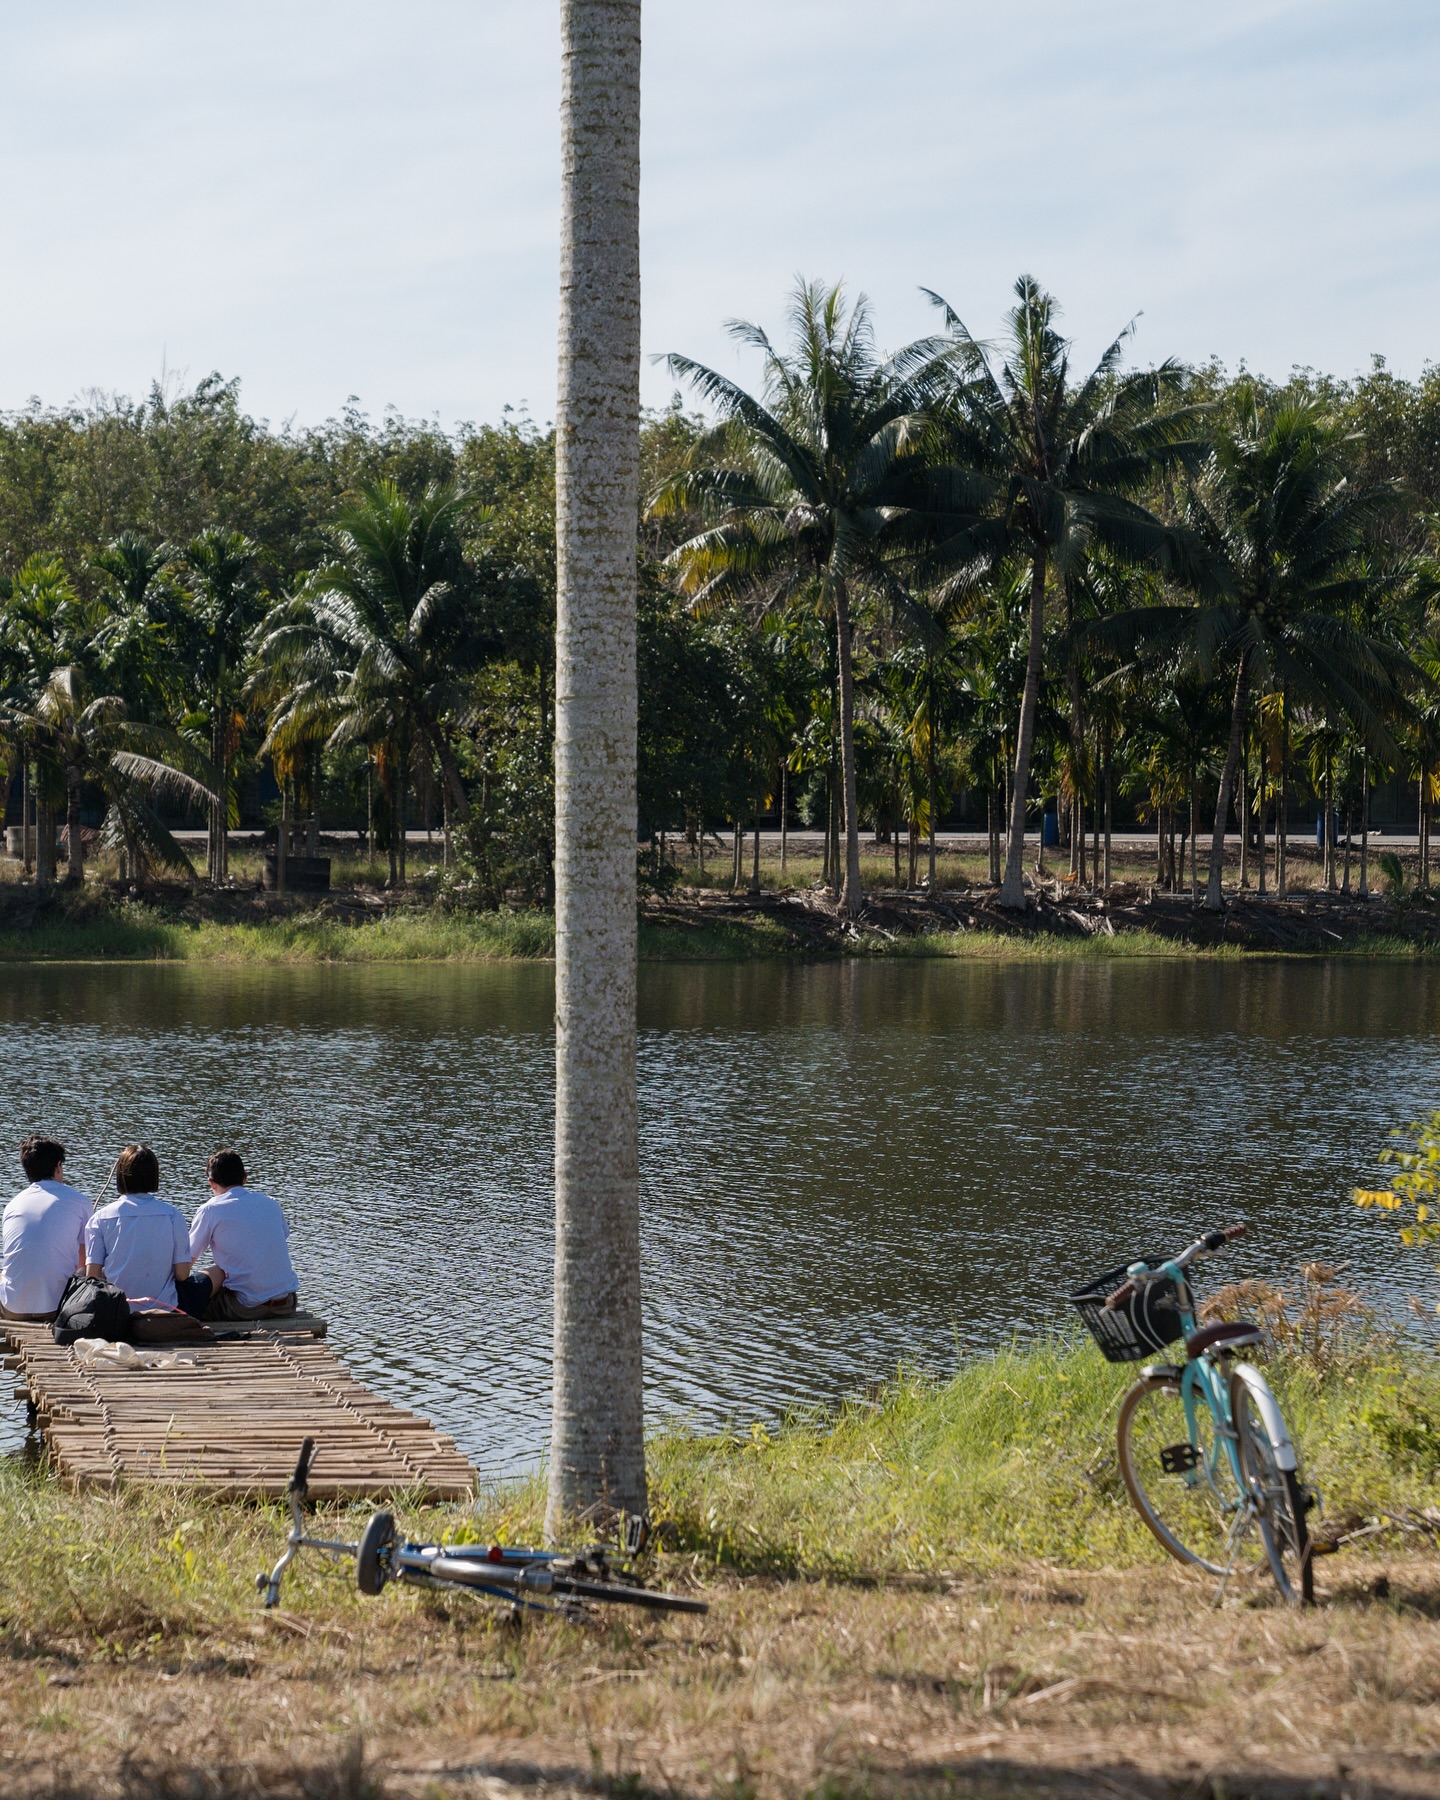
[130,1305,211,1345]
[51,1272,132,1346]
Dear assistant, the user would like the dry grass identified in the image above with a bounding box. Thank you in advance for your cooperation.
[4,1553,1440,1798]
[7,1338,1440,1797]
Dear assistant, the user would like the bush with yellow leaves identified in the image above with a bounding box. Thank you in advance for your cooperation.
[1356,1112,1440,1307]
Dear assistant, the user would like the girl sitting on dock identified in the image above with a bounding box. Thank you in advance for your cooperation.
[84,1144,193,1308]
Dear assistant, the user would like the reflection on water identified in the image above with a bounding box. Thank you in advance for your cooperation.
[1,957,1436,1474]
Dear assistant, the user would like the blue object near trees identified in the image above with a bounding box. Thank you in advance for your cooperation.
[1042,812,1060,848]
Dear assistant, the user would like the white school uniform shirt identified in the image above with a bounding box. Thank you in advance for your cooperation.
[1,1179,90,1315]
[84,1192,190,1307]
[188,1185,298,1309]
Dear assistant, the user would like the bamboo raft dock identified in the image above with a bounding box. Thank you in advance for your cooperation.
[2,1315,476,1499]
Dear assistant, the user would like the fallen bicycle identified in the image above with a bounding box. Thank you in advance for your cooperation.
[259,1437,709,1619]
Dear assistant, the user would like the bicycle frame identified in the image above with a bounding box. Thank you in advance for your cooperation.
[1149,1263,1252,1526]
[259,1436,681,1618]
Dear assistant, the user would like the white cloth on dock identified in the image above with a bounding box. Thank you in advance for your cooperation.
[70,1337,199,1371]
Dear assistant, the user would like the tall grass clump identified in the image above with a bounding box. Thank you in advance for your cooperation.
[647,1336,1440,1576]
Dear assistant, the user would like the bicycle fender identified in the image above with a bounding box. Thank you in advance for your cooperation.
[1233,1363,1297,1471]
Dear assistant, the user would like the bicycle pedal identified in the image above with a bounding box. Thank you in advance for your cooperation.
[1160,1442,1201,1475]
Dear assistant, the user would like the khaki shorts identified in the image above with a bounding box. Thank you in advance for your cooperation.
[206,1289,298,1322]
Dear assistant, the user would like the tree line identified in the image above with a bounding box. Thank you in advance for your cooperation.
[3,278,1439,914]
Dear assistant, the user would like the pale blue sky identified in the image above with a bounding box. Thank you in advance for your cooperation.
[2,1,1436,429]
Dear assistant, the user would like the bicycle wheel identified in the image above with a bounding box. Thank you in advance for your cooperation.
[357,1510,395,1596]
[1232,1381,1313,1605]
[1117,1373,1265,1578]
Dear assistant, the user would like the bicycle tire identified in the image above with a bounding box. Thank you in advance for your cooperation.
[357,1510,395,1596]
[553,1575,708,1615]
[1117,1373,1266,1579]
[1232,1379,1313,1606]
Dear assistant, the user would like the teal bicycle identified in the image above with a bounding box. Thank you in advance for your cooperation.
[1070,1224,1314,1605]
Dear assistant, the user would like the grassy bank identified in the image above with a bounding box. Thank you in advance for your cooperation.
[4,893,1440,965]
[5,1339,1440,1797]
[14,1338,1440,1636]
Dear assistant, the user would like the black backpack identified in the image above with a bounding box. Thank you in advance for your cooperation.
[52,1272,132,1346]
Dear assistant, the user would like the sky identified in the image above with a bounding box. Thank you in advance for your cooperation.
[1,1,1437,432]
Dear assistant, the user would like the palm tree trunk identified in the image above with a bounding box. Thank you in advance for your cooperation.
[366,751,375,864]
[1155,803,1163,886]
[396,754,408,885]
[832,570,863,917]
[1102,722,1112,892]
[548,0,646,1536]
[927,669,937,890]
[385,760,398,889]
[1000,547,1047,909]
[1325,752,1336,891]
[1257,776,1268,897]
[750,806,760,894]
[1360,745,1369,897]
[1278,686,1290,897]
[36,787,52,891]
[779,761,788,878]
[277,777,288,895]
[894,794,902,885]
[1342,796,1352,893]
[64,765,83,885]
[1239,728,1249,890]
[1205,662,1248,910]
[21,760,31,875]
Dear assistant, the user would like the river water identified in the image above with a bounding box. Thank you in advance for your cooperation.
[1,958,1436,1473]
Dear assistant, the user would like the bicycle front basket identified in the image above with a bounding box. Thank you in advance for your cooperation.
[1068,1259,1185,1364]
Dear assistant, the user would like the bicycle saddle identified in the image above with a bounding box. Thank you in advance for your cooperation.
[1184,1319,1264,1359]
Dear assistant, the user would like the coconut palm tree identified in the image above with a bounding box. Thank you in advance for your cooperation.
[185,529,260,884]
[925,277,1203,909]
[547,0,647,1534]
[652,279,949,918]
[4,666,216,884]
[1098,390,1423,909]
[251,480,480,886]
[91,531,187,722]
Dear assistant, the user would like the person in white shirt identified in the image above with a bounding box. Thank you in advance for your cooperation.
[183,1149,299,1322]
[0,1135,90,1321]
[84,1143,192,1308]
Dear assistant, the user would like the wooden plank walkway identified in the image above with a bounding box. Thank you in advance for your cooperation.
[2,1316,476,1500]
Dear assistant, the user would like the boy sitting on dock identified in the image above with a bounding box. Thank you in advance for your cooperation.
[1,1135,89,1322]
[84,1144,192,1307]
[181,1150,299,1322]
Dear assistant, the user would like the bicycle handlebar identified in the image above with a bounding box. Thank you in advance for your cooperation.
[289,1436,316,1496]
[1103,1222,1247,1310]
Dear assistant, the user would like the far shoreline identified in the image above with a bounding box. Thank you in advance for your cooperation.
[1,880,1439,964]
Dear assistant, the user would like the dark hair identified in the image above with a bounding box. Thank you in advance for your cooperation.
[20,1135,65,1183]
[207,1149,246,1189]
[115,1143,160,1195]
